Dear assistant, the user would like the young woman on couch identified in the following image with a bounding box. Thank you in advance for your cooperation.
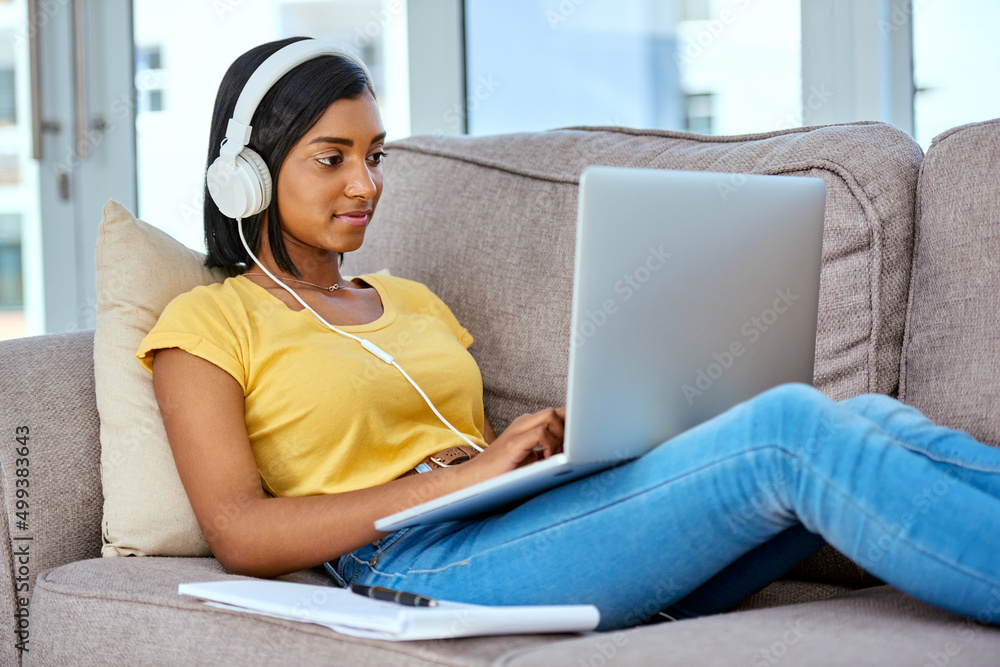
[138,37,1000,631]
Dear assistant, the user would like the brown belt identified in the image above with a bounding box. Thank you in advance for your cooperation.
[398,444,480,478]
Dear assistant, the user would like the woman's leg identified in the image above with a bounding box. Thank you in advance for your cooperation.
[335,384,1000,630]
[840,393,1000,497]
[672,393,1000,617]
[661,524,827,619]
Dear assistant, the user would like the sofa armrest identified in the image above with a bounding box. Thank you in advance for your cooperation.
[0,331,103,660]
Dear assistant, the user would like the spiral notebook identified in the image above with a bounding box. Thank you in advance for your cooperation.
[179,580,600,641]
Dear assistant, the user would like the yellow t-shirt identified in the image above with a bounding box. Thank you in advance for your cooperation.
[136,273,487,497]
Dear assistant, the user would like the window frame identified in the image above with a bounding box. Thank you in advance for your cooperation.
[800,0,914,135]
[32,0,137,335]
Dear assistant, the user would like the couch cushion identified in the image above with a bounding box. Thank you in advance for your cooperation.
[26,558,562,666]
[505,586,1000,666]
[30,558,1000,666]
[899,118,1000,445]
[349,123,923,430]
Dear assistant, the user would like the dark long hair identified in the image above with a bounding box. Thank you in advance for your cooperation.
[203,37,374,277]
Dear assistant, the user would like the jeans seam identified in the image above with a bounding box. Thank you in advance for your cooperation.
[346,552,410,580]
[894,441,1000,474]
[346,528,417,581]
[348,553,474,581]
[378,560,474,581]
[774,443,1000,589]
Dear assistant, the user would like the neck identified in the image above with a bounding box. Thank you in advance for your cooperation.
[246,259,346,289]
[248,223,347,288]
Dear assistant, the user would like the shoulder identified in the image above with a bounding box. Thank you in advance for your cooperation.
[155,276,263,333]
[161,277,252,316]
[138,278,255,385]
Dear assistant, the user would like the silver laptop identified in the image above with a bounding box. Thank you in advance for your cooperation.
[376,167,826,531]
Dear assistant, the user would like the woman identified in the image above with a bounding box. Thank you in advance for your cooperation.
[138,37,1000,631]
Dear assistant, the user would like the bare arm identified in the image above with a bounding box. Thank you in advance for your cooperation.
[152,348,562,578]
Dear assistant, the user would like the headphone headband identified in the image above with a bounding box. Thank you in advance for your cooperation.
[221,39,372,161]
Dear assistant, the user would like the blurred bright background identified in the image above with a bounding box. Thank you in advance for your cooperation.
[0,0,996,340]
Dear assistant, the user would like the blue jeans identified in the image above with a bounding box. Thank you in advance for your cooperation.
[326,384,1000,631]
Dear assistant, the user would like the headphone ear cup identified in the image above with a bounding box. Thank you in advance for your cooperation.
[206,147,273,219]
[238,148,273,215]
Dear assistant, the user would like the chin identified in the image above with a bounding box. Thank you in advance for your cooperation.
[338,237,366,254]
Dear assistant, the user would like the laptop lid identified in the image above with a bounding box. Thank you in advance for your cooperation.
[563,167,826,464]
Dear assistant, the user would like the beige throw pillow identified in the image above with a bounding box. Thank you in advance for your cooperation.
[95,200,389,557]
[95,200,228,556]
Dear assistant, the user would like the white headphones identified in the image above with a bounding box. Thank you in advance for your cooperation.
[206,39,373,220]
[208,40,484,459]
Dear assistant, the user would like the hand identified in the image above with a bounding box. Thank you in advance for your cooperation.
[460,407,566,484]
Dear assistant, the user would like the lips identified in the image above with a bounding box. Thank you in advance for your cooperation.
[336,210,371,227]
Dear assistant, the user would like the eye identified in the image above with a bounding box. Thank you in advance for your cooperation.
[318,155,343,167]
[368,151,387,165]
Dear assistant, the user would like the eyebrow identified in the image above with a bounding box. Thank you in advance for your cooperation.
[307,132,387,147]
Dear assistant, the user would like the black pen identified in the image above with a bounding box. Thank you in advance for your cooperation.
[349,584,438,607]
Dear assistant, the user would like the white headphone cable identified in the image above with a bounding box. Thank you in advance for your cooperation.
[236,219,484,453]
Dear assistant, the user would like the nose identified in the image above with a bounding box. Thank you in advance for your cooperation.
[345,159,378,200]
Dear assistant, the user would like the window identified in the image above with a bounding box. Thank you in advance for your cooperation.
[681,0,711,22]
[913,0,1000,148]
[0,3,37,340]
[8,0,996,340]
[464,0,801,136]
[137,45,161,70]
[0,68,15,125]
[685,92,714,134]
[136,46,165,113]
[132,0,411,251]
[0,213,23,317]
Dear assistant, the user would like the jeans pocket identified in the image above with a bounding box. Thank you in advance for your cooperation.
[331,528,414,586]
[323,559,348,587]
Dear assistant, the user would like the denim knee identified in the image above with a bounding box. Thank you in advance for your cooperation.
[753,383,832,417]
[750,383,837,453]
[840,392,909,420]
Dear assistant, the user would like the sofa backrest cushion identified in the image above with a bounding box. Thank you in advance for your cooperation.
[348,124,924,429]
[899,118,1000,445]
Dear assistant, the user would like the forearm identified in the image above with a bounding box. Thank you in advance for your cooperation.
[212,465,472,578]
[215,408,562,578]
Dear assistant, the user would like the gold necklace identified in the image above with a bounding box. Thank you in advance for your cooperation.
[243,272,343,292]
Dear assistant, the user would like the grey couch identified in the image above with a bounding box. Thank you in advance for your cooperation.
[2,117,999,665]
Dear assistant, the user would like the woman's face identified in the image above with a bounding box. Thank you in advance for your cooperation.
[274,91,386,262]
